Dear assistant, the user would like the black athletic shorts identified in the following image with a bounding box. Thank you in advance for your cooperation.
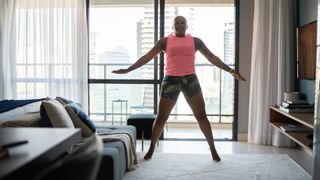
[160,74,202,100]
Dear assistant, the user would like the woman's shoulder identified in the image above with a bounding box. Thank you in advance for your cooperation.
[159,37,168,44]
[192,37,205,50]
[157,37,168,51]
[193,37,203,45]
[192,36,202,42]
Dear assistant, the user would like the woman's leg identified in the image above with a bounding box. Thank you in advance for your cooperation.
[144,97,177,160]
[185,92,221,162]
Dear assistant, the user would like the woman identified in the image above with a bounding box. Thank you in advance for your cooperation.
[113,16,246,161]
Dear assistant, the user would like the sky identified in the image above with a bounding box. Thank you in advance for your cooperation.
[89,6,234,63]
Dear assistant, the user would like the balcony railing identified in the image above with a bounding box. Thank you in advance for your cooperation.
[88,62,235,125]
[14,62,234,125]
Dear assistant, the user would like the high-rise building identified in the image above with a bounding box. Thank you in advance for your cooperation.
[89,32,97,63]
[224,22,235,65]
[98,46,130,64]
[222,22,235,113]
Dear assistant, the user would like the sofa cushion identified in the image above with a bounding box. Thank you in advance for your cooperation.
[1,113,42,127]
[56,97,96,137]
[97,141,125,180]
[98,146,120,180]
[40,98,75,128]
[96,126,137,180]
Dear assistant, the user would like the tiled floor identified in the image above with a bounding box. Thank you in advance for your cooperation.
[136,140,313,175]
[164,127,232,140]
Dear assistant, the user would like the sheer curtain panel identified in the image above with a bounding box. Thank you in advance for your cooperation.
[0,0,88,111]
[0,0,16,100]
[248,0,296,145]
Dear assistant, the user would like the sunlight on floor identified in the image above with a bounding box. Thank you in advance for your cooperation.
[164,127,232,140]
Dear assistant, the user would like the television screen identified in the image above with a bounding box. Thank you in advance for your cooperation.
[297,21,317,79]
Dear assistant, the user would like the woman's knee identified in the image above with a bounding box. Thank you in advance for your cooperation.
[155,115,169,125]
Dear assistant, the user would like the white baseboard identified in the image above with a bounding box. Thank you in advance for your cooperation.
[237,133,248,142]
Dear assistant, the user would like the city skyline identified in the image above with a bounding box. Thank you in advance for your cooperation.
[90,6,234,64]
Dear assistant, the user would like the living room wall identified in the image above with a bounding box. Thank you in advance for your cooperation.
[237,0,254,140]
[297,0,317,104]
[237,0,316,140]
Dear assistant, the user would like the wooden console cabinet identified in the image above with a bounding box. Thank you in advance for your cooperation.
[269,105,314,154]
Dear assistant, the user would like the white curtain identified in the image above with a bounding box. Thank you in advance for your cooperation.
[0,0,88,111]
[248,0,296,145]
[0,0,17,100]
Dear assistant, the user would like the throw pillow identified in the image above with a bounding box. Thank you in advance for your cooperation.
[56,97,96,137]
[40,98,75,128]
[56,96,73,105]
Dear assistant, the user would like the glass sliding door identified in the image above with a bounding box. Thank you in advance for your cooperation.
[88,0,237,140]
[88,0,158,125]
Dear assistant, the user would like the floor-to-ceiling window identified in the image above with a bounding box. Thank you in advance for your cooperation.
[88,0,158,126]
[88,0,237,140]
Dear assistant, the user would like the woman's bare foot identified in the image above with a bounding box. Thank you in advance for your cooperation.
[144,147,155,160]
[210,146,221,162]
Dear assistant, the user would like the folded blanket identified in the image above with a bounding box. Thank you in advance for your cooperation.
[0,98,45,113]
[98,132,138,170]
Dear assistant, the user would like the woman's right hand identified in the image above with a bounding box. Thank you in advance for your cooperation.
[112,69,130,74]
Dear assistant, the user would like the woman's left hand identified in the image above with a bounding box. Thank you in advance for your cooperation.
[229,69,246,81]
[233,72,246,81]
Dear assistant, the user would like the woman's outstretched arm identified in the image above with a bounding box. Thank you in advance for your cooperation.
[194,37,246,81]
[112,38,166,74]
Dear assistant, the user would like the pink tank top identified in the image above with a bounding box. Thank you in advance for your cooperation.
[165,33,196,76]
